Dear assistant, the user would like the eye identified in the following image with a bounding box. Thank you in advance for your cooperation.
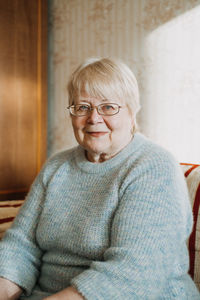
[101,104,117,112]
[102,104,114,110]
[76,104,90,112]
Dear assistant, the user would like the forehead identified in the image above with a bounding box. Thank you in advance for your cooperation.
[73,79,124,102]
[77,96,108,103]
[75,97,124,107]
[75,89,124,104]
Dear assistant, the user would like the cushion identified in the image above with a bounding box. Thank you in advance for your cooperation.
[181,163,200,291]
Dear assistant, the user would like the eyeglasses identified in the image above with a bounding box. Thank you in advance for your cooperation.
[67,103,122,116]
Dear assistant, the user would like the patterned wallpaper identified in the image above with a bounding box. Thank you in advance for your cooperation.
[48,0,200,163]
[142,0,200,30]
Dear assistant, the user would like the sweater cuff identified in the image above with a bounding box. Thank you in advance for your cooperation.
[0,260,37,296]
[71,270,122,300]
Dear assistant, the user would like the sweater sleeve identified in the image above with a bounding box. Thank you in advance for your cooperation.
[0,169,46,296]
[71,154,194,299]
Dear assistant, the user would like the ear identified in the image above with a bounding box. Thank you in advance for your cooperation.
[130,116,136,135]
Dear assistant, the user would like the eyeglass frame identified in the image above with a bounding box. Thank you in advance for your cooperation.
[67,102,123,117]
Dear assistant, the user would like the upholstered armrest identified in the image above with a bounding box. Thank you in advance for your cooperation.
[181,163,200,292]
[0,200,24,239]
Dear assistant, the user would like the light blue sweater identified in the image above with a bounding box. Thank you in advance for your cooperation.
[0,133,199,299]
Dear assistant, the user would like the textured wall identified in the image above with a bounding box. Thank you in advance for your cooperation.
[48,0,200,163]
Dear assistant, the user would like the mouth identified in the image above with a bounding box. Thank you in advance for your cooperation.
[86,131,108,137]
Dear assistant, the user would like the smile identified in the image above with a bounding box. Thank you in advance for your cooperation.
[86,131,108,137]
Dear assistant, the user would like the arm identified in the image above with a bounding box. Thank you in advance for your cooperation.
[0,277,22,300]
[43,286,84,300]
[0,169,46,296]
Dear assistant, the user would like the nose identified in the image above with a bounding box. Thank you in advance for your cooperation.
[87,107,103,124]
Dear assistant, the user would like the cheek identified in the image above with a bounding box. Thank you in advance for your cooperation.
[71,117,85,131]
[103,116,121,131]
[104,115,132,132]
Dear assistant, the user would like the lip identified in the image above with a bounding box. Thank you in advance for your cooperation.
[86,131,108,137]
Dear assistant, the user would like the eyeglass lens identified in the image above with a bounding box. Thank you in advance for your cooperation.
[70,103,120,116]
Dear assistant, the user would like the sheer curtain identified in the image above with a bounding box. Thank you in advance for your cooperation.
[139,4,200,163]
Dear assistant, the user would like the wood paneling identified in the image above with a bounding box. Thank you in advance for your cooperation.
[0,0,47,200]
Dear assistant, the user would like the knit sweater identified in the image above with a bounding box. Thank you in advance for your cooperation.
[0,133,199,299]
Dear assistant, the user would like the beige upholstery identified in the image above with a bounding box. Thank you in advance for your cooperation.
[181,163,200,291]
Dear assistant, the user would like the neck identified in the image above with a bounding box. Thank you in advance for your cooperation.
[86,135,134,163]
[86,151,113,163]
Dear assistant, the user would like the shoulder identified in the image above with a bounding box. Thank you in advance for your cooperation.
[47,146,78,164]
[121,133,185,192]
[39,146,79,185]
[129,133,179,172]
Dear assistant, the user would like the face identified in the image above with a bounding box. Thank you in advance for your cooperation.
[71,93,134,162]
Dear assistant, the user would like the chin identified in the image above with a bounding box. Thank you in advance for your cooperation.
[87,146,106,155]
[85,143,108,155]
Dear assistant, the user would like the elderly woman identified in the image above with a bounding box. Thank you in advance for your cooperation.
[0,58,199,300]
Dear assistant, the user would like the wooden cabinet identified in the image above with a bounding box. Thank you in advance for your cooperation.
[0,0,47,200]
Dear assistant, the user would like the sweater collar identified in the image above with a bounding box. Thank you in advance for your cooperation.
[74,133,144,174]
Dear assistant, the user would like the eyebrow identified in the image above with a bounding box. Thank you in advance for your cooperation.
[78,98,109,102]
